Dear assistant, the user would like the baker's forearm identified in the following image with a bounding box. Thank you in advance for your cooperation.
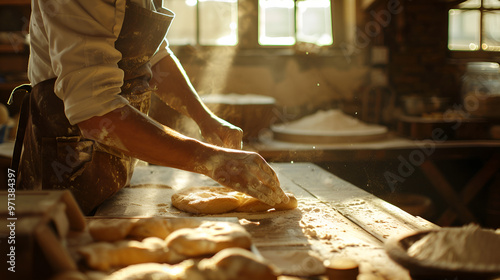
[77,104,215,174]
[78,104,287,206]
[151,54,213,125]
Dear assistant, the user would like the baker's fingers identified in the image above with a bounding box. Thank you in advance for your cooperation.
[246,180,280,206]
[251,157,289,204]
[214,169,281,206]
[209,151,287,205]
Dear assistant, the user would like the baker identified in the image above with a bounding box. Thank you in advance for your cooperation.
[11,0,288,214]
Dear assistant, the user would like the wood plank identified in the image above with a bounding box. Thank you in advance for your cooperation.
[272,163,437,241]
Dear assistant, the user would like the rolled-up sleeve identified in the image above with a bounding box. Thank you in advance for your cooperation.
[39,0,129,125]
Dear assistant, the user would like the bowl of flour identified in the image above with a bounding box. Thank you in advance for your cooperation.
[385,224,500,279]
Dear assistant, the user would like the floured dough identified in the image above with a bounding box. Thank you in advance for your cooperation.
[199,248,278,280]
[105,261,203,280]
[171,187,242,214]
[104,248,277,280]
[171,186,297,214]
[78,237,186,271]
[78,219,254,272]
[88,219,137,242]
[88,217,203,242]
[165,221,252,257]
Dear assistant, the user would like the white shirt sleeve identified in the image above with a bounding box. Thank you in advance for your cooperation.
[29,0,129,125]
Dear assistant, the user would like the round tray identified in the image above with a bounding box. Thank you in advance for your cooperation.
[385,229,500,280]
[271,124,388,144]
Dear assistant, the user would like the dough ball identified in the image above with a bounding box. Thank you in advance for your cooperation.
[199,248,277,280]
[128,217,175,240]
[165,221,252,257]
[128,217,206,240]
[171,186,241,214]
[105,261,204,280]
[88,219,137,242]
[78,237,186,271]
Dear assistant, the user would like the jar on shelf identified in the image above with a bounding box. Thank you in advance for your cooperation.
[461,62,500,119]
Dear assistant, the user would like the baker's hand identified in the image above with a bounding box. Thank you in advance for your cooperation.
[199,115,243,149]
[204,150,289,206]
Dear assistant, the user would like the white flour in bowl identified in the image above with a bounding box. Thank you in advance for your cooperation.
[407,224,500,269]
[283,110,373,132]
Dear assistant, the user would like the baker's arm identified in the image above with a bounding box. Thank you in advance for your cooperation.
[77,104,288,206]
[150,54,243,149]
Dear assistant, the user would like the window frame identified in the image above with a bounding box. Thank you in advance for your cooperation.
[167,0,356,57]
[447,0,500,60]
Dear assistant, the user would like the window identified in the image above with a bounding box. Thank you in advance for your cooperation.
[259,0,333,46]
[448,0,500,52]
[164,0,238,46]
[164,0,337,48]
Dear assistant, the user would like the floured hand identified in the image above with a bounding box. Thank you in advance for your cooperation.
[201,150,288,206]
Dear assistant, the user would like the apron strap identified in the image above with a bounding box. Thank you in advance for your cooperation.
[9,84,32,176]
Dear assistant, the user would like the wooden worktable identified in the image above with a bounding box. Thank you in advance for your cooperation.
[95,162,437,280]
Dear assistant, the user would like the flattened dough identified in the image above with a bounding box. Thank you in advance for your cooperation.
[171,186,297,214]
[171,187,242,214]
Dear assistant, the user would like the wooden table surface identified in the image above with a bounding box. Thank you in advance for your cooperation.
[95,162,437,280]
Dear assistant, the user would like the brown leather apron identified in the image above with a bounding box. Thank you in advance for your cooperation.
[13,2,173,214]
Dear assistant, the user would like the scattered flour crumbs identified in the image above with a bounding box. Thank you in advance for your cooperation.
[407,224,500,270]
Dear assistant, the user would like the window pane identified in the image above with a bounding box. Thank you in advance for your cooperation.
[296,0,333,46]
[259,0,295,45]
[484,0,500,8]
[448,9,480,50]
[483,11,500,51]
[164,0,197,45]
[458,0,481,8]
[198,0,238,46]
